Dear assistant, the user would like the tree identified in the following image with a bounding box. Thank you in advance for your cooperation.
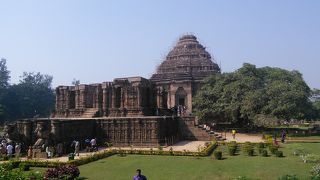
[0,58,10,121]
[193,63,312,127]
[3,72,55,120]
[72,78,80,86]
[0,58,10,89]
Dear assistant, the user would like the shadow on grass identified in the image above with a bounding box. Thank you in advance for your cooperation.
[77,177,88,180]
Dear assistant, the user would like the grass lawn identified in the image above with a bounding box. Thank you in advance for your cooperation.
[78,143,319,180]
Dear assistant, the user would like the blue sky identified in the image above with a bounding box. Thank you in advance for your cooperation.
[0,0,319,88]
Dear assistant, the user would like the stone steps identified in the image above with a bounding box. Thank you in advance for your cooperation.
[81,108,98,118]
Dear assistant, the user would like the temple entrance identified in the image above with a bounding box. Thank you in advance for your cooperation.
[175,87,187,107]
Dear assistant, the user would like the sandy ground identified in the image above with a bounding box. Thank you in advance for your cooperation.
[223,132,263,143]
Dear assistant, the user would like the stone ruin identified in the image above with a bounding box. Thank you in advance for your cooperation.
[5,34,221,156]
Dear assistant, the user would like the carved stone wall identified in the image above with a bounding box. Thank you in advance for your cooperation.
[13,117,180,147]
[54,77,157,118]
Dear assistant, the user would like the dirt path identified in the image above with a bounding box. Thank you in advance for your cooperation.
[222,133,264,143]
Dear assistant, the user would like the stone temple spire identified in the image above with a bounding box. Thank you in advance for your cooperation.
[151,34,220,82]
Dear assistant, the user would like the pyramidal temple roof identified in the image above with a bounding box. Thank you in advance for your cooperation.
[150,34,220,82]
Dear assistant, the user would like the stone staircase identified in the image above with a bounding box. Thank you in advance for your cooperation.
[81,108,99,118]
[179,117,225,141]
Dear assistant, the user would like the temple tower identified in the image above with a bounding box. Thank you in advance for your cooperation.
[151,34,220,114]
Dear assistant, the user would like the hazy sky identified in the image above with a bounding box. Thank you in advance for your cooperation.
[0,0,319,88]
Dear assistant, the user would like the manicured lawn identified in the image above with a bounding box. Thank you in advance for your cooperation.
[78,143,319,180]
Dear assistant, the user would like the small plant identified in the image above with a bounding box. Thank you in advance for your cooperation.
[278,174,298,180]
[214,151,222,160]
[44,165,80,180]
[257,142,265,149]
[275,150,284,157]
[247,149,254,156]
[293,147,308,156]
[269,145,278,154]
[311,164,320,179]
[228,147,237,156]
[169,147,173,155]
[261,150,268,157]
[19,163,30,171]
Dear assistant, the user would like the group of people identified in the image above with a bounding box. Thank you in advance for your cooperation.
[71,138,97,157]
[0,139,21,158]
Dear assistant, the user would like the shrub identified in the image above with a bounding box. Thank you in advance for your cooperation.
[261,150,268,157]
[44,165,80,180]
[311,164,320,179]
[228,147,237,156]
[247,149,254,156]
[278,174,298,180]
[269,145,278,154]
[275,150,284,157]
[258,148,264,154]
[293,147,308,156]
[19,162,30,171]
[242,142,254,156]
[257,142,265,149]
[214,151,222,160]
[301,154,320,163]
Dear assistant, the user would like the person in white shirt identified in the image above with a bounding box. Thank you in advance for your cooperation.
[6,144,13,158]
[15,143,21,158]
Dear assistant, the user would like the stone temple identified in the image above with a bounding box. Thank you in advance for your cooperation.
[5,35,220,150]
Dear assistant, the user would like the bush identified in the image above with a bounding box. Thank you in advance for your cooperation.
[301,154,320,163]
[214,151,222,160]
[269,145,278,154]
[275,150,284,157]
[19,162,30,171]
[242,142,254,156]
[261,150,268,157]
[247,149,254,156]
[257,142,265,149]
[311,164,320,179]
[228,147,237,156]
[278,174,298,180]
[44,165,80,180]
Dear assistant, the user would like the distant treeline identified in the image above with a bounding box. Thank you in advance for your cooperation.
[0,59,54,123]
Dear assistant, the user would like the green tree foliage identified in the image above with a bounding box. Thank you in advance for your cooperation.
[3,72,55,120]
[193,63,313,126]
[0,59,10,120]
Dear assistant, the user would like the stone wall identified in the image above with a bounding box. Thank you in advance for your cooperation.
[54,77,158,118]
[10,116,179,148]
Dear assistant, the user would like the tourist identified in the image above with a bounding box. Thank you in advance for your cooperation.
[90,138,97,151]
[281,130,286,143]
[85,138,90,152]
[133,169,147,180]
[57,143,63,157]
[27,146,33,159]
[74,140,80,156]
[6,143,13,158]
[232,129,236,139]
[15,143,21,158]
[273,133,278,145]
[45,146,50,158]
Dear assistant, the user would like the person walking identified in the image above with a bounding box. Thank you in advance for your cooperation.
[27,146,33,159]
[232,129,236,140]
[90,138,97,151]
[6,144,13,158]
[133,169,147,180]
[15,143,21,158]
[74,141,80,156]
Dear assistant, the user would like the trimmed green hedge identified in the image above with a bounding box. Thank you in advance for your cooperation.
[3,141,218,168]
